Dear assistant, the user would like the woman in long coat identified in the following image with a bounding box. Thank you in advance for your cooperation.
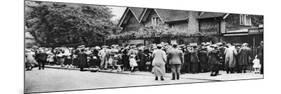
[137,49,147,71]
[152,45,167,81]
[190,46,199,73]
[182,47,191,73]
[72,49,79,68]
[198,47,209,72]
[78,49,88,71]
[208,45,220,76]
[143,49,153,71]
[121,49,130,71]
[224,43,238,73]
[237,43,252,73]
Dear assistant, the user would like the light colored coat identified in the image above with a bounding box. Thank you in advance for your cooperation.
[224,46,238,68]
[167,48,184,65]
[26,52,38,65]
[152,49,167,65]
[152,49,167,76]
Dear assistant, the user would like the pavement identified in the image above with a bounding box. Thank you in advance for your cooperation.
[44,65,263,80]
[24,65,263,93]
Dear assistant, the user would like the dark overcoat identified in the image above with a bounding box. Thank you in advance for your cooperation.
[238,47,251,66]
[78,52,88,68]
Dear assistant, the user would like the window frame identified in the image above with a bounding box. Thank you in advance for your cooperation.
[240,14,252,26]
[151,17,160,26]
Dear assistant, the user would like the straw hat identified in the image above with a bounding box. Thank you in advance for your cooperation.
[78,45,85,48]
[216,42,223,46]
[201,42,206,46]
[210,44,218,48]
[25,49,32,53]
[242,43,248,46]
[95,46,101,50]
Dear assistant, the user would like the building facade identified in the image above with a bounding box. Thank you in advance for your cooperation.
[116,7,263,46]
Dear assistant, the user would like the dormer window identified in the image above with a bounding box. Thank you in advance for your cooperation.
[151,17,160,25]
[240,14,252,26]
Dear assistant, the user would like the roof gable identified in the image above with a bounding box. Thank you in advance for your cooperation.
[139,9,163,23]
[118,7,145,27]
[129,7,145,21]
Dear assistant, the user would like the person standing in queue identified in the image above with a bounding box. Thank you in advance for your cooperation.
[25,49,38,71]
[237,43,252,73]
[36,48,48,70]
[78,46,88,71]
[208,44,220,76]
[224,43,238,74]
[182,46,191,73]
[189,45,200,73]
[128,45,138,72]
[98,46,108,70]
[167,44,184,80]
[257,41,263,74]
[217,43,226,72]
[198,44,209,72]
[152,44,167,81]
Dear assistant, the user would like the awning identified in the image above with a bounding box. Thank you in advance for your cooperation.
[223,33,248,36]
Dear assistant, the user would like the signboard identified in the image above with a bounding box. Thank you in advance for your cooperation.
[249,28,263,33]
[227,29,248,33]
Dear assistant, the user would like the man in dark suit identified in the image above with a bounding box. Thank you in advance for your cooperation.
[167,44,184,80]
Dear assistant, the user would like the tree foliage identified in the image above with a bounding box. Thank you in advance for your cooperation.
[25,1,117,47]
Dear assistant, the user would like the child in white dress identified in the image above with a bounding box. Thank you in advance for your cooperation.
[129,54,138,72]
[252,55,261,74]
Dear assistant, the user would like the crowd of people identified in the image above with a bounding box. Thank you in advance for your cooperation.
[25,41,264,80]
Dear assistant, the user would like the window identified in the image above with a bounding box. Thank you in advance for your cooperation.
[151,17,160,25]
[240,14,252,26]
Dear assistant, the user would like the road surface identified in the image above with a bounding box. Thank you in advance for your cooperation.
[24,68,263,93]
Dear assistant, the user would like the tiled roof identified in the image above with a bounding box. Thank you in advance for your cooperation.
[119,7,228,26]
[129,7,145,21]
[197,12,226,19]
[155,9,190,22]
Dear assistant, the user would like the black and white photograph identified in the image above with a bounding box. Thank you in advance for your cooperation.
[24,0,264,93]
